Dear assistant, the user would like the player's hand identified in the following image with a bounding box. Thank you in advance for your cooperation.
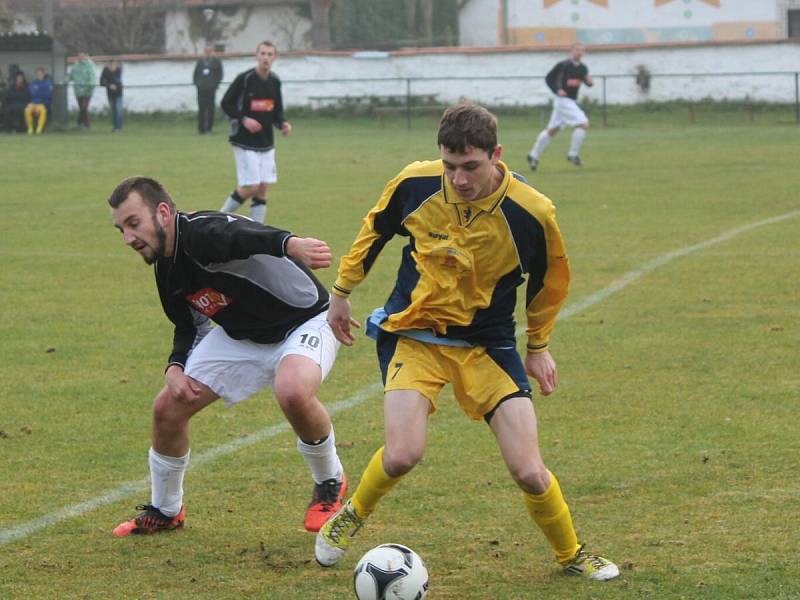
[285,236,332,269]
[281,121,292,136]
[585,75,594,87]
[525,350,558,396]
[557,89,567,97]
[165,365,203,404]
[327,293,360,346]
[242,116,263,133]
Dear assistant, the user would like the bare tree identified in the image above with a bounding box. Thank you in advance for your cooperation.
[54,0,165,55]
[310,0,333,49]
[405,0,434,46]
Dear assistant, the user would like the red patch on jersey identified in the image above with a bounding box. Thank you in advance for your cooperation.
[566,78,583,87]
[250,98,274,112]
[187,288,232,317]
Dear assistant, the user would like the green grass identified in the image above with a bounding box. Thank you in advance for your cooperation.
[1,113,799,599]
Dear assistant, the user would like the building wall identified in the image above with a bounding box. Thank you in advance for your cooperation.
[463,0,785,47]
[165,6,311,55]
[72,41,800,114]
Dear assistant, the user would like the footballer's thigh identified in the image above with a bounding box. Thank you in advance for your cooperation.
[383,389,432,477]
[488,396,550,495]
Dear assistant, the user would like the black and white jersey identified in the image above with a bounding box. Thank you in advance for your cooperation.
[545,59,589,100]
[221,69,286,151]
[154,211,329,370]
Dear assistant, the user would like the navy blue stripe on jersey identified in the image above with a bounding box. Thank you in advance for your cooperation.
[500,197,547,306]
[384,239,421,318]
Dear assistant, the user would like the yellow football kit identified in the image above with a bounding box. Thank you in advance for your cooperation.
[333,159,570,418]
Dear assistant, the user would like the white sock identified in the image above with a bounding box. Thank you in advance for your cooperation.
[249,200,266,223]
[220,194,242,213]
[569,128,586,158]
[296,427,343,484]
[531,130,551,160]
[149,447,190,517]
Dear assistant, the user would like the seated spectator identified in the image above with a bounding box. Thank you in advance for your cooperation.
[25,68,53,135]
[3,72,29,133]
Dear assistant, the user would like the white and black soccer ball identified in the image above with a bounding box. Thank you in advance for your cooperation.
[353,543,429,600]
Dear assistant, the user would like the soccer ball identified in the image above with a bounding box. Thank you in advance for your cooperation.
[353,543,429,600]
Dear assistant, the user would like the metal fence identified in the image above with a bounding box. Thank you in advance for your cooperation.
[42,70,800,128]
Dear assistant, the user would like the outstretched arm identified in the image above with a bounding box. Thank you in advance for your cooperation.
[285,236,332,269]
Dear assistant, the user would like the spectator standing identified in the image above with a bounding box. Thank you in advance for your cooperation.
[527,43,593,170]
[219,41,291,223]
[193,44,223,134]
[3,72,29,133]
[68,52,97,130]
[100,59,124,132]
[25,67,53,135]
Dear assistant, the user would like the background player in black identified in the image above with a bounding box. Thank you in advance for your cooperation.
[527,43,594,170]
[193,44,223,135]
[219,41,291,223]
[109,177,348,538]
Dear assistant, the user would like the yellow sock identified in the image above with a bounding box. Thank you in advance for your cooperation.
[351,447,402,517]
[523,471,581,564]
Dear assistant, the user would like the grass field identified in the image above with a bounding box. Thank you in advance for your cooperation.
[1,111,798,599]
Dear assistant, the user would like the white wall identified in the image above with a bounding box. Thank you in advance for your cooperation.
[73,41,800,114]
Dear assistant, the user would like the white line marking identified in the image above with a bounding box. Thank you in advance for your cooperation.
[3,209,798,546]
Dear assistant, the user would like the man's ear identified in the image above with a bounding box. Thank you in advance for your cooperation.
[157,202,172,226]
[492,144,503,162]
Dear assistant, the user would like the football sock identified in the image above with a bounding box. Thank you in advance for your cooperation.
[297,427,343,484]
[523,470,581,564]
[220,190,244,213]
[148,447,190,518]
[569,128,586,157]
[351,447,402,517]
[250,197,267,223]
[531,130,552,160]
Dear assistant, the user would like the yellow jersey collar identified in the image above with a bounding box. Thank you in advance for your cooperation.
[442,160,511,215]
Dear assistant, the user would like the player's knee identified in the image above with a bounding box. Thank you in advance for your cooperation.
[510,463,550,495]
[152,389,189,432]
[383,446,423,477]
[274,380,313,415]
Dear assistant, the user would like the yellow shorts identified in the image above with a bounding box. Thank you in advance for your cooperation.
[376,331,531,421]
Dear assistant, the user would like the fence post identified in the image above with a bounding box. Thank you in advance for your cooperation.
[406,78,412,130]
[602,75,607,127]
[795,72,799,124]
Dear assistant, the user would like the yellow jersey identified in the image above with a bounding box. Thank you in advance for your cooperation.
[333,159,570,352]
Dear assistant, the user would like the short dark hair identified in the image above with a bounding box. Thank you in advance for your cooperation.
[107,176,176,213]
[437,104,498,156]
[257,40,277,52]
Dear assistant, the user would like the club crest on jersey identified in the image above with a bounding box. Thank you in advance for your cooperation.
[462,206,473,221]
[250,98,274,112]
[187,288,232,316]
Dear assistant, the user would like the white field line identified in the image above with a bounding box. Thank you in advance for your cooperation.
[2,209,798,547]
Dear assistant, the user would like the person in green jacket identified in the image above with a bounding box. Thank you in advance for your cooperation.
[68,52,97,129]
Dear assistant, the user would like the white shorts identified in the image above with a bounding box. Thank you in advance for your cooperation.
[184,311,339,406]
[233,146,278,187]
[547,96,588,129]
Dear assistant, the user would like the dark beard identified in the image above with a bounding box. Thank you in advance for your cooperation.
[142,215,167,265]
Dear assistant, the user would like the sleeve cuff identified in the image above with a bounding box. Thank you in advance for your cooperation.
[526,341,549,353]
[331,284,351,298]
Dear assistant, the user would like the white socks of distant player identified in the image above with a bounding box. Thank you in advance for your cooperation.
[220,194,242,213]
[149,447,190,517]
[531,130,552,160]
[249,200,266,223]
[297,427,343,484]
[569,128,586,158]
